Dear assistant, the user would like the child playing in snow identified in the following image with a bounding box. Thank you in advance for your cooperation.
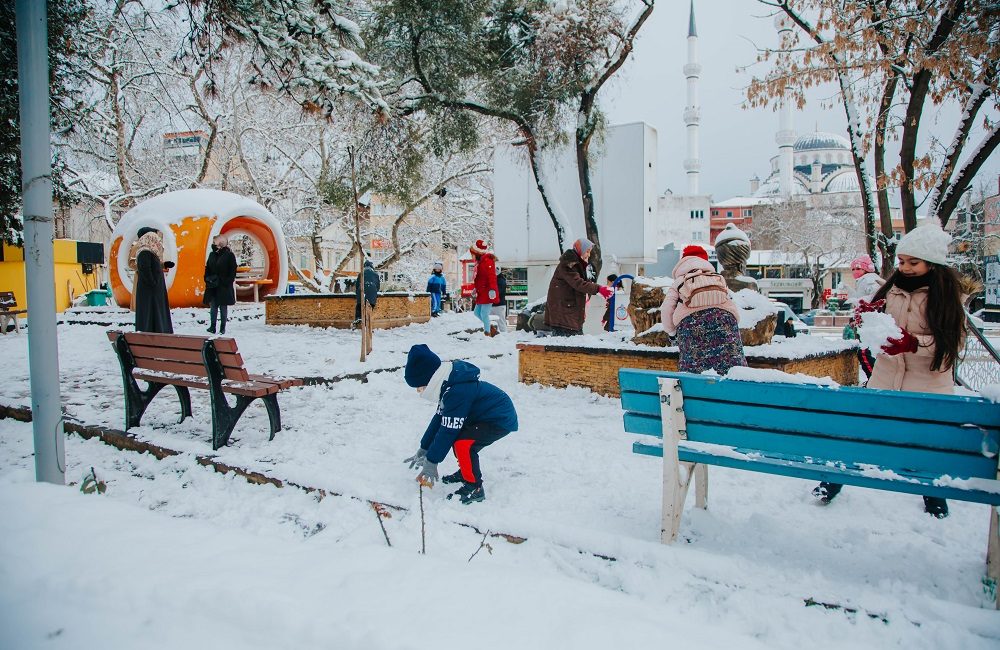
[660,245,747,374]
[814,222,966,518]
[402,344,518,504]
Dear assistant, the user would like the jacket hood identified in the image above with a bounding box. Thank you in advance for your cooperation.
[672,255,715,280]
[446,359,480,385]
[560,249,583,265]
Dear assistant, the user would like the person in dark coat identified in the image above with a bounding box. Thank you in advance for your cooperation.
[132,227,174,334]
[490,265,508,333]
[544,238,611,336]
[402,344,518,505]
[203,234,238,334]
[355,258,381,322]
[426,262,447,316]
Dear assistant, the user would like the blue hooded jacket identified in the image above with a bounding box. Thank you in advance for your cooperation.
[419,360,518,464]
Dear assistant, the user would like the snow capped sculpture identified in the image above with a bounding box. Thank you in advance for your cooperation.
[109,189,287,309]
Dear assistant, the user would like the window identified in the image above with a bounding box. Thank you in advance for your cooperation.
[692,231,703,241]
[765,267,782,279]
[726,210,733,217]
[746,266,763,280]
[712,210,718,216]
[689,209,705,219]
[745,208,752,217]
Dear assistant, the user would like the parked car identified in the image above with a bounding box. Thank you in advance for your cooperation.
[772,302,812,336]
[798,309,818,326]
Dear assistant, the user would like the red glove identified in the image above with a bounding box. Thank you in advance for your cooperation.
[851,298,885,328]
[598,285,613,299]
[881,329,918,356]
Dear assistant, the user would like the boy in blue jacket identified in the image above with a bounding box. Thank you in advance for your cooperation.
[403,344,518,504]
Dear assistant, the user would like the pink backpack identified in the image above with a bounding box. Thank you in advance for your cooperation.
[676,270,729,308]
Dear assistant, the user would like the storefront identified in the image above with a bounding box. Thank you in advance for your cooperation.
[756,278,814,312]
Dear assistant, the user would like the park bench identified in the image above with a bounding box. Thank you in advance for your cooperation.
[0,291,26,335]
[108,331,302,450]
[619,368,1000,606]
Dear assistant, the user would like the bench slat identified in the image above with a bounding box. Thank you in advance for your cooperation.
[632,441,1000,505]
[619,369,1000,428]
[129,344,245,368]
[133,370,278,398]
[621,390,999,456]
[117,331,239,354]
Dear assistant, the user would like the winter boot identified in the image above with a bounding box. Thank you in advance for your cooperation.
[207,327,216,334]
[441,470,465,484]
[448,482,485,504]
[923,496,949,519]
[489,324,499,337]
[812,482,843,504]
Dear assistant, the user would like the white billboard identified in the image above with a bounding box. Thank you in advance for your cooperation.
[494,122,658,266]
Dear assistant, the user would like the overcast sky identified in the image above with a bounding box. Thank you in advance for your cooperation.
[604,0,1000,204]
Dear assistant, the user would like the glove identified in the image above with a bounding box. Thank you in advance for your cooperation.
[850,298,885,328]
[416,459,439,487]
[488,290,497,300]
[882,329,918,356]
[598,285,613,299]
[403,448,427,469]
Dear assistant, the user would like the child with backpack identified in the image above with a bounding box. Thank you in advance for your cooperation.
[402,344,518,504]
[660,245,747,374]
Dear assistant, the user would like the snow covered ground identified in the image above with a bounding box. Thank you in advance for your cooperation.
[1,307,999,649]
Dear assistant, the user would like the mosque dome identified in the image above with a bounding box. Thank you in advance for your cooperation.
[824,171,862,193]
[793,132,850,152]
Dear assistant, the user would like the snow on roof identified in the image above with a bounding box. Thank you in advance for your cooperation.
[712,196,774,208]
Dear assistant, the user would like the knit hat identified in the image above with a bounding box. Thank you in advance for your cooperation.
[896,221,952,266]
[432,261,443,271]
[573,238,595,258]
[682,244,708,261]
[850,256,876,273]
[470,239,489,256]
[404,344,441,388]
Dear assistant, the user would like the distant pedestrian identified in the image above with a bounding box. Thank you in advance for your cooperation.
[784,317,797,338]
[132,227,174,334]
[849,255,886,304]
[470,239,499,336]
[814,222,966,518]
[544,238,611,336]
[204,234,238,335]
[660,245,746,374]
[491,264,508,333]
[355,259,380,323]
[602,274,619,331]
[426,261,447,317]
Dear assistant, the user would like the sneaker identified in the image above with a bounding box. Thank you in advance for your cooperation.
[206,327,216,334]
[441,470,465,484]
[447,482,485,504]
[812,482,842,504]
[923,497,949,519]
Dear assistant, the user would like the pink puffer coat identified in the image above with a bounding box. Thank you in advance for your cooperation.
[660,256,740,336]
[867,285,954,394]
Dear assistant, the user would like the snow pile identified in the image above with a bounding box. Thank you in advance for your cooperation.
[724,366,840,387]
[857,311,902,353]
[979,384,1000,403]
[733,288,779,328]
[745,336,856,360]
[632,275,673,289]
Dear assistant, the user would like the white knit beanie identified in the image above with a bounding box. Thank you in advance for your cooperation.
[896,221,951,266]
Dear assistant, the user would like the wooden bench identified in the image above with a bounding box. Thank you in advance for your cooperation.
[235,266,273,302]
[108,331,302,449]
[619,368,1000,605]
[0,291,26,335]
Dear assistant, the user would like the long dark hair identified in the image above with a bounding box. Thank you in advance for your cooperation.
[872,265,966,372]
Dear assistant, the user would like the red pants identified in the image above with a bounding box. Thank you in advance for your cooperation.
[452,422,510,485]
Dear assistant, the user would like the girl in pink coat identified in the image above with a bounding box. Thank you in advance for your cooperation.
[660,245,746,374]
[814,222,966,518]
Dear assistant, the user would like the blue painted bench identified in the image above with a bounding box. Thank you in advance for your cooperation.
[619,368,1000,605]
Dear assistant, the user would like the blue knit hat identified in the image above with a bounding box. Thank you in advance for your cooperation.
[405,344,441,388]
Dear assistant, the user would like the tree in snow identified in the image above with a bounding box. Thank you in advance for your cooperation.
[747,0,1000,276]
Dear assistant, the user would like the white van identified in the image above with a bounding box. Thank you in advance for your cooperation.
[771,301,812,336]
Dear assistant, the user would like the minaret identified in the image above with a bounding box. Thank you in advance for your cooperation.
[774,15,796,197]
[683,0,701,195]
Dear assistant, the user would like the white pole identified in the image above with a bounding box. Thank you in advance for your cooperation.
[17,0,65,484]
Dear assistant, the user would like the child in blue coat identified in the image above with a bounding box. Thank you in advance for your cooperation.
[403,344,518,504]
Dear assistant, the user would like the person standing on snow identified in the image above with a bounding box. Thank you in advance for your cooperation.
[470,239,499,336]
[132,227,174,334]
[426,262,447,317]
[813,222,966,519]
[491,264,508,333]
[403,344,518,504]
[354,258,380,324]
[203,234,238,335]
[544,238,612,336]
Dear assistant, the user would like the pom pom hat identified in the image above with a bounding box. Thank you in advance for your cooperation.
[573,238,595,258]
[682,244,709,261]
[850,256,876,274]
[896,221,952,266]
[405,344,442,388]
[470,239,489,256]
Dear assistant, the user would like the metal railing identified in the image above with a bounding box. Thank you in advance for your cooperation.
[954,312,1000,392]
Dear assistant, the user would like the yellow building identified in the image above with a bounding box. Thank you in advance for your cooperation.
[0,239,106,312]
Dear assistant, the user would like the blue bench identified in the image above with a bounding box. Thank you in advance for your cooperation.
[619,368,1000,605]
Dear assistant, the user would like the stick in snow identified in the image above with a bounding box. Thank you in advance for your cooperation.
[372,502,392,547]
[468,528,493,562]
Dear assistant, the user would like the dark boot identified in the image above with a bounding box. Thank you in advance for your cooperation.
[441,470,465,484]
[812,482,843,504]
[923,497,949,519]
[448,482,485,504]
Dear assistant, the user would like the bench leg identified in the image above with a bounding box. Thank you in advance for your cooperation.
[989,505,999,609]
[124,379,167,430]
[659,377,691,544]
[694,464,708,510]
[174,385,192,424]
[210,393,256,451]
[261,393,281,441]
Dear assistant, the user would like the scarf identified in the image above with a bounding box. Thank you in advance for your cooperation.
[128,232,164,270]
[420,361,452,404]
[894,272,931,293]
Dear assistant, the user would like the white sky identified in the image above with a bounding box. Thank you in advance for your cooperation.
[604,0,1000,204]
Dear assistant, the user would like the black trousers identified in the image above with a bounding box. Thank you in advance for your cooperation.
[452,422,510,485]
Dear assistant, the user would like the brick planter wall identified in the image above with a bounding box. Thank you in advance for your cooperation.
[517,343,859,397]
[265,293,431,329]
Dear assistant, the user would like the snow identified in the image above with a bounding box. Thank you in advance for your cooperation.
[733,288,779,328]
[724,366,840,387]
[857,312,903,354]
[2,308,1000,648]
[980,384,1000,404]
[713,223,750,245]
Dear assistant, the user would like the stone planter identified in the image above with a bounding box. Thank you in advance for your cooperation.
[265,292,431,328]
[517,341,859,397]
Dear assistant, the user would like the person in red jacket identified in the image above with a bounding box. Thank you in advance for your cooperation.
[471,239,499,336]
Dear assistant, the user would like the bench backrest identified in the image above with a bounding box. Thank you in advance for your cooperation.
[107,331,250,381]
[619,369,1000,482]
[0,291,17,310]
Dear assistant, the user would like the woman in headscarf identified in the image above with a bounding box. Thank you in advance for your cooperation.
[131,227,173,333]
